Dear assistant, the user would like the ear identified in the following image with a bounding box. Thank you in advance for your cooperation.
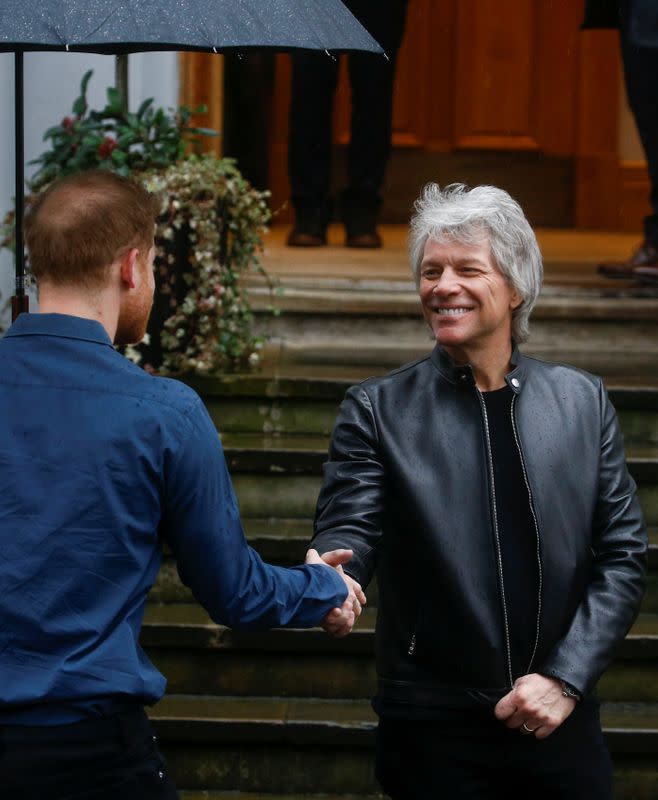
[509,289,523,311]
[119,248,140,290]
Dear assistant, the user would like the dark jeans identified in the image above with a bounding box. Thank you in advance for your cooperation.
[0,708,179,799]
[375,698,613,800]
[620,1,658,244]
[288,0,409,222]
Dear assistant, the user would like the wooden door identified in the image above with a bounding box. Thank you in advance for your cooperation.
[181,1,626,229]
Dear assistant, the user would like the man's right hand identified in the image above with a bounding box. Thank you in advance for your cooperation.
[305,548,366,637]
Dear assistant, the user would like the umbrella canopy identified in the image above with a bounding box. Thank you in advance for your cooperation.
[2,0,384,320]
[0,0,383,55]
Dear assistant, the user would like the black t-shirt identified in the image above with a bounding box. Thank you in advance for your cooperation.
[482,384,540,681]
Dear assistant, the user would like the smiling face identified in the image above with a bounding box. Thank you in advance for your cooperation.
[419,236,521,364]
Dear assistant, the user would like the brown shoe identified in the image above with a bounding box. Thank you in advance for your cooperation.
[633,264,658,284]
[345,230,382,249]
[598,241,658,278]
[287,228,327,247]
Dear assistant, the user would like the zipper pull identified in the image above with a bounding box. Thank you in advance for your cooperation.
[408,634,417,656]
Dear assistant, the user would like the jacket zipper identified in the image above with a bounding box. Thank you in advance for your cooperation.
[510,394,543,674]
[476,388,514,689]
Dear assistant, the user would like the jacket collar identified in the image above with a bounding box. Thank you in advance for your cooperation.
[430,343,526,393]
[4,313,113,347]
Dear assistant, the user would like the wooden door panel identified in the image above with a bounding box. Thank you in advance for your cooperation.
[178,53,223,157]
[455,0,537,149]
[423,0,458,151]
[534,1,581,156]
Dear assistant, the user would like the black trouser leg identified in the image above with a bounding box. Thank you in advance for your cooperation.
[375,699,612,800]
[375,715,506,800]
[288,52,340,227]
[343,0,409,227]
[619,8,658,245]
[0,709,179,799]
[223,53,275,191]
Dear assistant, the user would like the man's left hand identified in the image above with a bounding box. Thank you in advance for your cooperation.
[494,673,576,739]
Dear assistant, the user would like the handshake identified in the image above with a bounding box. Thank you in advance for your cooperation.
[305,548,367,637]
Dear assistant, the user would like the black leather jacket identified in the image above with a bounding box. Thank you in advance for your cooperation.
[313,347,647,704]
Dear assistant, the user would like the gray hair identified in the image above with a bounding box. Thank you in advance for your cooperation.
[409,183,543,343]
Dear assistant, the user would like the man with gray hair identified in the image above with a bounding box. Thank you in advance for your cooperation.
[311,183,647,798]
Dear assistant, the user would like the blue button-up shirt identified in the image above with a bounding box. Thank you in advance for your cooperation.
[0,313,346,724]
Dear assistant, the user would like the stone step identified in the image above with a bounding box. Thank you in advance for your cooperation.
[142,606,658,702]
[148,557,658,616]
[159,699,658,800]
[180,794,383,800]
[151,694,658,752]
[186,374,658,401]
[150,536,658,614]
[222,435,658,481]
[247,278,658,377]
[161,519,658,571]
[187,375,658,449]
[258,340,658,383]
[149,694,658,756]
[228,474,658,527]
[181,785,658,800]
[247,274,658,321]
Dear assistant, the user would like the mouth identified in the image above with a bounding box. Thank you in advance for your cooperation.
[435,306,474,316]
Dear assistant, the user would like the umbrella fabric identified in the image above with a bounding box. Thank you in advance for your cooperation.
[0,0,383,55]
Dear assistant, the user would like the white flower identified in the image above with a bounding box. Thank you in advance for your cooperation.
[248,352,261,366]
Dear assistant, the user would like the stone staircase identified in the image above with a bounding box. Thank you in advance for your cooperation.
[245,226,658,382]
[249,277,658,382]
[142,372,658,799]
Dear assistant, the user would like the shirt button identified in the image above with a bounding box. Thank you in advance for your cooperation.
[510,377,520,388]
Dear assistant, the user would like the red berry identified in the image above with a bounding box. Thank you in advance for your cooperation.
[97,137,118,158]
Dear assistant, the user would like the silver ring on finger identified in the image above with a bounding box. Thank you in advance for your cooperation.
[521,722,536,734]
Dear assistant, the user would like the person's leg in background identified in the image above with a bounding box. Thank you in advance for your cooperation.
[599,0,658,282]
[287,52,340,246]
[342,0,409,248]
[618,6,658,282]
[223,53,276,192]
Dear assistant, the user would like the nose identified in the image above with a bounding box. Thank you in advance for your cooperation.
[432,267,459,295]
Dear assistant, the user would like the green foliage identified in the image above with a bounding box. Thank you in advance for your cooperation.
[29,69,216,189]
[2,71,272,374]
[129,156,272,375]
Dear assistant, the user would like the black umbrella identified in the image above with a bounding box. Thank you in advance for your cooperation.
[0,0,384,320]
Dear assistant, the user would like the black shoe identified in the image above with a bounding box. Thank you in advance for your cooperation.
[287,203,330,248]
[287,228,327,247]
[346,229,382,248]
[598,241,658,278]
[634,264,658,284]
[341,191,382,249]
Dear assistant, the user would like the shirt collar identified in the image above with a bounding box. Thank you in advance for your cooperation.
[4,313,114,347]
[430,342,526,392]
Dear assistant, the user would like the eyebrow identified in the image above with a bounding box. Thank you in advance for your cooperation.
[421,257,486,268]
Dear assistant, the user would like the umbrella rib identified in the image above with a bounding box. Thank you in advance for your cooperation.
[80,3,125,43]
